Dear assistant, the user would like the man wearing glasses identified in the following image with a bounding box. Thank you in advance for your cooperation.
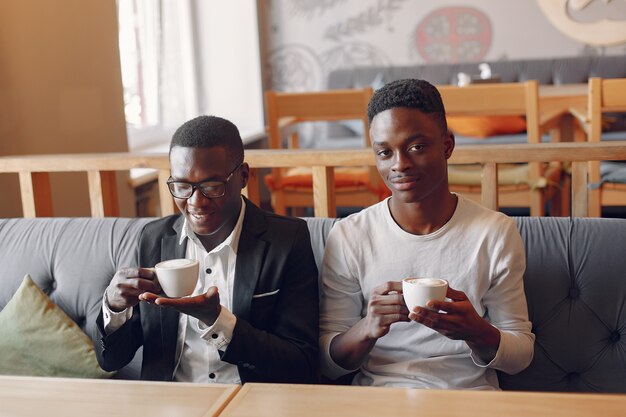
[94,115,319,383]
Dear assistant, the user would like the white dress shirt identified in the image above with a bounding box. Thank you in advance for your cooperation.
[103,197,246,383]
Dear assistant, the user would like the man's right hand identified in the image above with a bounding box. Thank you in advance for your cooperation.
[329,281,409,370]
[362,281,410,339]
[105,267,162,312]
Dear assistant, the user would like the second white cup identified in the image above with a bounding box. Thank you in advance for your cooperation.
[402,277,448,312]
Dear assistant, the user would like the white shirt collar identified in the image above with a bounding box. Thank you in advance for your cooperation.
[179,196,246,254]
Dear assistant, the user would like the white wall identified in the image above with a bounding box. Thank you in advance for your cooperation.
[263,0,626,91]
[0,0,133,217]
[196,0,265,139]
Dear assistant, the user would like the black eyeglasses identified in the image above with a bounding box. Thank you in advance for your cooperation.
[167,163,242,199]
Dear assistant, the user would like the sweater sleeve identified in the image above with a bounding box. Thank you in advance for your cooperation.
[319,222,363,379]
[471,218,535,375]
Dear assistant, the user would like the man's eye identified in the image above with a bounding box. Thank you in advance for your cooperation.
[376,149,390,157]
[408,144,424,152]
[173,183,192,191]
[200,183,220,191]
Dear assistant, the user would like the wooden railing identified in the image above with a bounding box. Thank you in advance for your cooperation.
[1,142,626,218]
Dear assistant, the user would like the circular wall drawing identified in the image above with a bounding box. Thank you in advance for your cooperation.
[414,7,492,63]
[266,44,323,91]
[537,0,626,46]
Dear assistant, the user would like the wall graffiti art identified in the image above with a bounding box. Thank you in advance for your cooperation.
[537,0,626,46]
[412,6,492,64]
[287,0,348,20]
[324,0,408,42]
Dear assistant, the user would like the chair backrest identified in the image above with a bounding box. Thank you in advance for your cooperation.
[588,77,626,143]
[265,87,374,150]
[586,77,626,217]
[264,87,382,200]
[437,81,544,215]
[437,80,540,143]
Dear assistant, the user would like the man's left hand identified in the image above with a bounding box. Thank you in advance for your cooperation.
[408,286,500,362]
[140,286,222,326]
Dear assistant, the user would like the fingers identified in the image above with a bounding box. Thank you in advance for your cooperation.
[372,281,403,295]
[445,286,468,302]
[138,292,159,303]
[117,267,156,280]
[204,286,219,299]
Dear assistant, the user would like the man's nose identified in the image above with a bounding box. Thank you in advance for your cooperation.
[391,152,411,172]
[187,187,211,205]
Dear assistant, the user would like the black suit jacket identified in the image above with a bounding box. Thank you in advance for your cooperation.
[94,199,319,383]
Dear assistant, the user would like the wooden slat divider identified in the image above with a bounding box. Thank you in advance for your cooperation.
[87,171,119,217]
[18,172,38,218]
[87,170,105,217]
[1,141,626,218]
[571,161,589,217]
[312,166,336,218]
[481,163,498,211]
[19,172,54,218]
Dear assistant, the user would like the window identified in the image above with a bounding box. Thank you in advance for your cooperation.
[116,0,264,151]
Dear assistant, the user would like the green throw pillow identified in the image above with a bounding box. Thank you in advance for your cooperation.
[0,275,113,378]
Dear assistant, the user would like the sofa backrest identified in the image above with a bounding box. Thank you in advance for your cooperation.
[0,217,153,379]
[1,216,625,392]
[499,216,626,393]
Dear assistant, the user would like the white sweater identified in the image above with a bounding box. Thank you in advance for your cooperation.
[320,195,534,389]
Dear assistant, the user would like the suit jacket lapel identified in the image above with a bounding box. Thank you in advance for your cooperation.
[161,215,187,261]
[159,215,186,378]
[232,199,267,320]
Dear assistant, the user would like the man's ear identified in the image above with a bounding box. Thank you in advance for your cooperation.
[239,162,250,189]
[444,132,455,159]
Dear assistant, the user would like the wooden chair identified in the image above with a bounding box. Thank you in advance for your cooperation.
[584,77,626,217]
[438,80,563,216]
[264,87,387,216]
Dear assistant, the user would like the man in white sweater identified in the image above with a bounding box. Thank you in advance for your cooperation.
[319,79,534,389]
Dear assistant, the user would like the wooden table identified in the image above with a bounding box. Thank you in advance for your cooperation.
[0,375,240,417]
[220,383,626,417]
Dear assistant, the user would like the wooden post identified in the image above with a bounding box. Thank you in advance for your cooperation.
[480,163,499,211]
[18,172,53,218]
[87,170,119,217]
[312,166,336,218]
[571,161,589,217]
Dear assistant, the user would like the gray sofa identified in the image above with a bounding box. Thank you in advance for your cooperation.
[1,215,625,392]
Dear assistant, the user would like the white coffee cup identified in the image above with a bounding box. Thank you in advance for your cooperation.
[154,258,199,298]
[402,278,448,312]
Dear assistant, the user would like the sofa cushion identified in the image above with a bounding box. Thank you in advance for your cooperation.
[0,274,113,378]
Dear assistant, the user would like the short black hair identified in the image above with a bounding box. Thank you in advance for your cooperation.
[367,79,447,132]
[170,115,244,165]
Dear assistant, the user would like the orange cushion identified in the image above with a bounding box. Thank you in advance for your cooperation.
[447,116,526,138]
[265,168,391,200]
